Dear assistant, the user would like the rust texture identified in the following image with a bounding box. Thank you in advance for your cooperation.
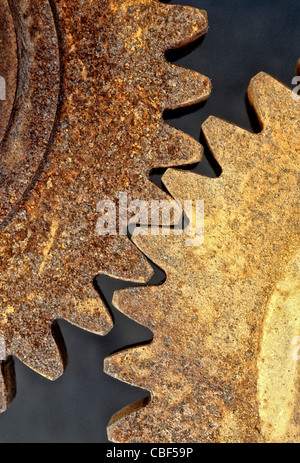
[105,73,300,443]
[0,1,211,410]
[0,0,18,144]
[0,0,60,221]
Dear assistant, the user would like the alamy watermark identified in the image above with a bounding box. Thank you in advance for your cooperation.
[0,76,6,101]
[292,76,300,101]
[0,335,6,361]
[96,193,204,246]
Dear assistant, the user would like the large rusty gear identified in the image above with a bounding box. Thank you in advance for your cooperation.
[0,0,211,411]
[105,72,300,443]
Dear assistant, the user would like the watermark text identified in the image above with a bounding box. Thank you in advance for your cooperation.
[96,193,204,247]
[0,76,6,101]
[292,76,300,101]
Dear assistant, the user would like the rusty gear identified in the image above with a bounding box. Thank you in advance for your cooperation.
[0,0,211,411]
[105,73,300,443]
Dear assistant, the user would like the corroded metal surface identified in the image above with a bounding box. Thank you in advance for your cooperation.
[0,0,18,144]
[106,73,300,443]
[0,1,210,410]
[0,0,60,221]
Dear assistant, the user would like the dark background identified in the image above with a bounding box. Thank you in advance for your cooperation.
[0,0,299,443]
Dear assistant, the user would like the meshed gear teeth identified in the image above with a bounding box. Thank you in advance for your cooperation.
[95,235,155,283]
[0,0,211,410]
[105,72,300,443]
[105,345,154,390]
[112,286,160,331]
[147,123,204,169]
[162,168,221,204]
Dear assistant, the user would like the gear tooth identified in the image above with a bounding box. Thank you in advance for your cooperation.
[163,168,219,240]
[248,72,294,129]
[0,357,16,413]
[160,5,208,50]
[113,286,159,330]
[108,399,180,443]
[130,175,172,202]
[162,168,204,201]
[98,235,154,284]
[202,116,252,167]
[76,231,153,284]
[163,65,211,110]
[132,233,177,272]
[150,124,203,169]
[105,346,152,389]
[107,399,152,444]
[161,168,182,196]
[125,176,184,228]
[62,290,113,336]
[14,326,66,381]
